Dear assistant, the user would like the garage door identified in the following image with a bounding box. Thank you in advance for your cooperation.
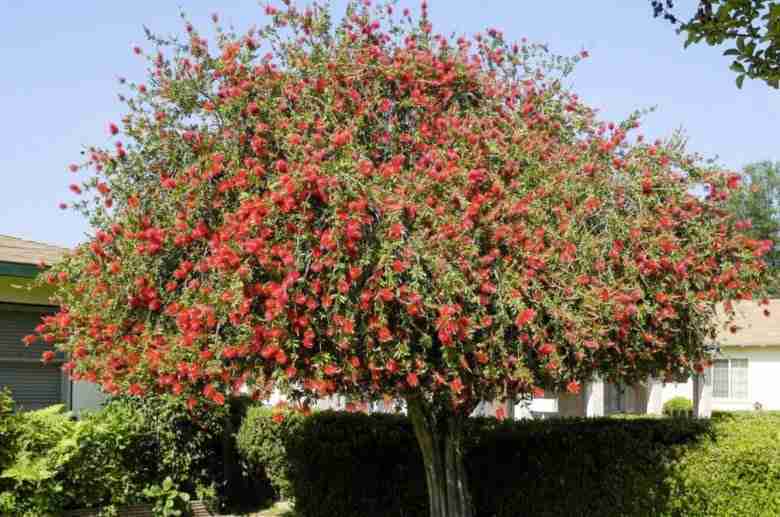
[0,362,63,411]
[0,306,66,411]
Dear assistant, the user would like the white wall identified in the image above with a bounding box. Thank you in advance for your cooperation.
[715,346,780,410]
[70,380,107,416]
[658,346,780,411]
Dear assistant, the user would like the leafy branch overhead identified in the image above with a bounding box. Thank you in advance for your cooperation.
[652,0,780,88]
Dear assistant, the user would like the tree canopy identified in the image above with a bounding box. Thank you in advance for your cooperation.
[652,0,780,88]
[33,0,771,415]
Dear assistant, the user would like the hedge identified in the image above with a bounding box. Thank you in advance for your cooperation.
[238,408,780,517]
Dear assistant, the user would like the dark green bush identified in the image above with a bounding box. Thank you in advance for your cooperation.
[238,409,780,517]
[663,396,693,417]
[237,408,427,517]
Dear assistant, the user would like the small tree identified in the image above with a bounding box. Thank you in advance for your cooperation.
[34,2,770,516]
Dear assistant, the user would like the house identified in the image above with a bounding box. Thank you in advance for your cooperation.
[528,299,780,418]
[0,235,105,413]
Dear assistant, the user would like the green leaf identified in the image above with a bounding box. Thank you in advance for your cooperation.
[736,74,746,88]
[730,61,746,73]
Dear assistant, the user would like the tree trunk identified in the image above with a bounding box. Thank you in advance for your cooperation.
[406,396,474,517]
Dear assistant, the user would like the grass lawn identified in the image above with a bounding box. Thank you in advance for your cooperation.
[254,501,295,516]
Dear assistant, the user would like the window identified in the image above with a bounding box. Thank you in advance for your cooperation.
[712,358,748,400]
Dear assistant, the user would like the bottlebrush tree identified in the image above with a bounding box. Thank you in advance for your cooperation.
[33,1,771,516]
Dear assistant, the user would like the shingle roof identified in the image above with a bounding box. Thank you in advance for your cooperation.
[716,299,780,347]
[0,235,68,266]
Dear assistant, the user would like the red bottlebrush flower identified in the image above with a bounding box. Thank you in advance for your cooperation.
[22,334,37,346]
[516,308,536,328]
[324,364,341,376]
[378,326,392,343]
[132,44,142,55]
[58,202,68,210]
[406,372,419,387]
[272,412,285,423]
[566,380,581,394]
[495,405,506,421]
[538,343,555,356]
[331,129,352,147]
[68,164,79,173]
[450,377,464,394]
[532,387,545,398]
[69,184,82,195]
[378,288,394,302]
[129,383,144,396]
[109,122,119,135]
[41,350,55,363]
[386,359,398,373]
[389,223,404,239]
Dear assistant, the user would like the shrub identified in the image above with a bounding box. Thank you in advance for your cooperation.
[238,409,716,517]
[664,412,780,516]
[0,396,231,516]
[663,397,693,418]
[236,406,302,501]
[238,408,427,517]
[238,408,780,517]
[0,388,18,473]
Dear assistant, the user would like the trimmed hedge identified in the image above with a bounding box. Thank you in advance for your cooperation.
[238,409,780,517]
[237,408,427,517]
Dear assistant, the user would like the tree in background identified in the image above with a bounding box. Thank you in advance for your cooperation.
[727,161,779,292]
[652,0,780,88]
[31,2,771,516]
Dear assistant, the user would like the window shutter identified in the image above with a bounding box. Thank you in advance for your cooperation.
[0,362,64,411]
[0,307,66,411]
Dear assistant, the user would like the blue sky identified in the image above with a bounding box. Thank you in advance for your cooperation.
[1,1,777,248]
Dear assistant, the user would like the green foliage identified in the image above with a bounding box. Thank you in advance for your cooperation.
[236,406,303,501]
[726,160,780,292]
[143,477,191,517]
[664,412,780,516]
[0,388,19,473]
[0,396,228,516]
[0,405,77,515]
[663,396,693,417]
[653,1,780,88]
[239,408,780,517]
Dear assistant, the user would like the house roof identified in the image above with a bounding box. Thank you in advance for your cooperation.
[716,299,780,348]
[0,235,68,267]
